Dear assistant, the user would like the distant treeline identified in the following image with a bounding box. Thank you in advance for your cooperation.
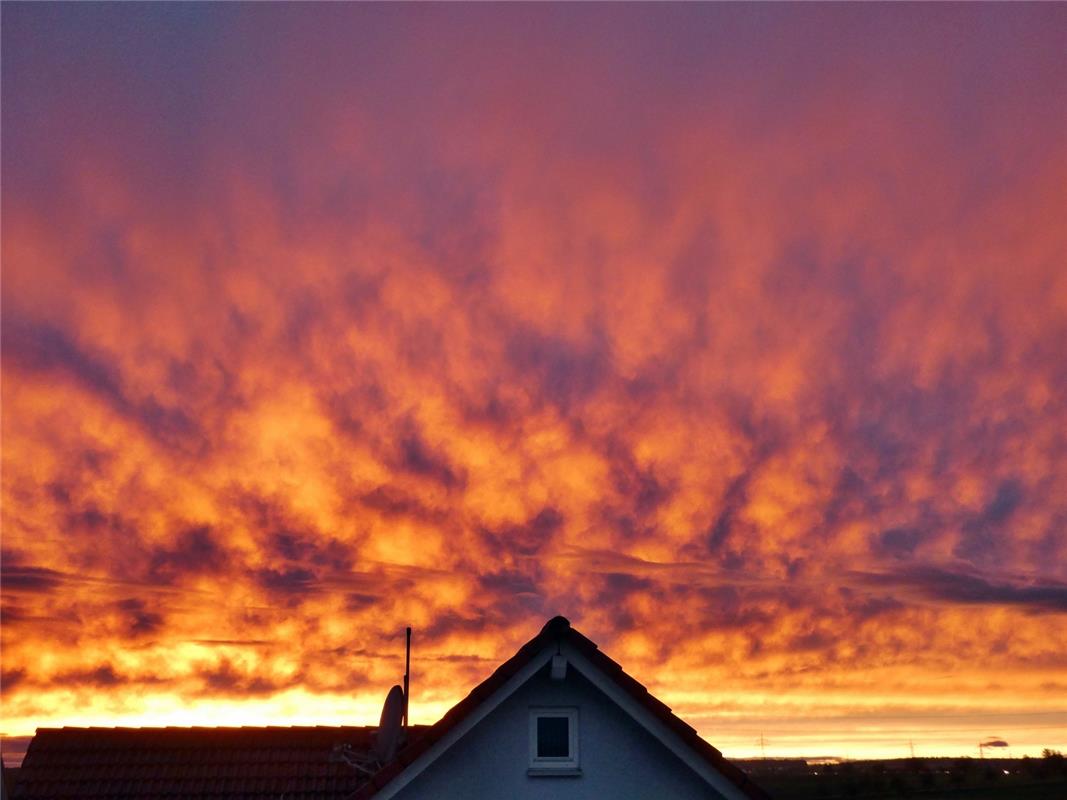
[738,750,1067,799]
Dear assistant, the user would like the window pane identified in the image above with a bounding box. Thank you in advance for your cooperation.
[536,716,569,758]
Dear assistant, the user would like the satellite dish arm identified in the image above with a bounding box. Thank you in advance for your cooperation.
[403,626,411,728]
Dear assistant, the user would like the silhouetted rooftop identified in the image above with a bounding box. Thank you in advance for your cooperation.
[11,725,428,800]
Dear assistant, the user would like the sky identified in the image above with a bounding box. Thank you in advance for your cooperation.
[2,4,1066,762]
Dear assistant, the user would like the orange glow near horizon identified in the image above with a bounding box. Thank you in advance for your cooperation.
[2,3,1066,762]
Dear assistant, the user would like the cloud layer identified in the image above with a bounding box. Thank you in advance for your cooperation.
[2,4,1066,757]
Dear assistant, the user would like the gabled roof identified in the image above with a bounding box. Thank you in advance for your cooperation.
[11,725,428,800]
[355,616,771,800]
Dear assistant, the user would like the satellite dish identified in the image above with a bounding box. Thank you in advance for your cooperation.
[374,685,405,762]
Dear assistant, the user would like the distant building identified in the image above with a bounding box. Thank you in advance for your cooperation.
[11,616,769,799]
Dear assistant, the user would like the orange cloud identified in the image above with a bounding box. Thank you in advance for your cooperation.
[3,3,1066,758]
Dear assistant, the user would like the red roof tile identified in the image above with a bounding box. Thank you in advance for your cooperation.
[11,726,428,800]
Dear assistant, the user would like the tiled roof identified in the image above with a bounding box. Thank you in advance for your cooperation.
[356,616,771,800]
[11,725,428,800]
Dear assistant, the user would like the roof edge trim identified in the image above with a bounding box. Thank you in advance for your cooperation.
[370,646,556,800]
[561,641,753,800]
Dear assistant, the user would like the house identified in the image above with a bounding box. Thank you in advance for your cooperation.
[11,616,770,799]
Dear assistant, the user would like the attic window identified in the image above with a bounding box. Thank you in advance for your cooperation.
[528,708,580,775]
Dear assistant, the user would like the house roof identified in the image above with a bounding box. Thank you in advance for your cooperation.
[354,615,771,800]
[11,617,768,800]
[10,725,427,800]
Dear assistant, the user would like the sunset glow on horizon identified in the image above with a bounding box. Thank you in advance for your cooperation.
[2,3,1066,762]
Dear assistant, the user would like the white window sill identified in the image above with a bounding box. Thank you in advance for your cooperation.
[527,767,582,777]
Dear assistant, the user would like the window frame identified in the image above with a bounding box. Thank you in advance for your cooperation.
[528,707,580,774]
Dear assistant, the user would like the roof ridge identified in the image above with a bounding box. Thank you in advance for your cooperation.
[35,724,385,733]
[539,614,571,634]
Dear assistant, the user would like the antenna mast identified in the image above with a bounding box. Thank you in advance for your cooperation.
[403,626,411,728]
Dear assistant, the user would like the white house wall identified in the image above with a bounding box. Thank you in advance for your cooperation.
[391,664,730,800]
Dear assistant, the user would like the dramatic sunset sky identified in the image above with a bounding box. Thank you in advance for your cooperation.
[2,4,1066,762]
